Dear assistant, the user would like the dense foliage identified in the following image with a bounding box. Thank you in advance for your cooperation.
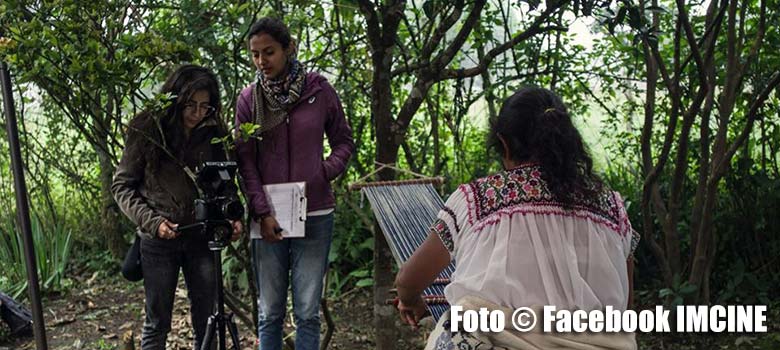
[1,0,778,347]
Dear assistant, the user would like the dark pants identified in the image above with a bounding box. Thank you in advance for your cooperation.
[140,237,216,350]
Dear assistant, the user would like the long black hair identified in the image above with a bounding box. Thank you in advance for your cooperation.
[488,86,603,206]
[127,64,223,172]
[247,17,292,48]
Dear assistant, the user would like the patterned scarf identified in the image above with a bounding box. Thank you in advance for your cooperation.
[253,59,307,133]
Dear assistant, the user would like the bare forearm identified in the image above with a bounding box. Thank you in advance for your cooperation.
[396,267,429,304]
[395,232,451,304]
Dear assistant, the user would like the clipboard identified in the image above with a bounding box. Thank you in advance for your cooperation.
[250,182,307,239]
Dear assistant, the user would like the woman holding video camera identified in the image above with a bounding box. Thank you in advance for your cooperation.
[234,17,354,350]
[112,64,242,350]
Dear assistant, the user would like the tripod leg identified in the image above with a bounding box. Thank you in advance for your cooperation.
[226,313,241,350]
[200,315,217,350]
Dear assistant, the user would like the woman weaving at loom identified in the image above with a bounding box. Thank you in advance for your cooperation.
[395,87,640,349]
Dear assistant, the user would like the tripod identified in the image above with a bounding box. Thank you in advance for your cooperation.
[200,238,241,350]
[178,221,241,350]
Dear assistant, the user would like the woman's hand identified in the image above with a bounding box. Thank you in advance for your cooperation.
[260,215,283,242]
[230,220,243,241]
[397,295,427,330]
[157,219,180,239]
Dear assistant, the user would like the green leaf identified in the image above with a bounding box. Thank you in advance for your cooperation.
[645,5,666,13]
[672,296,684,307]
[615,6,627,27]
[358,237,374,250]
[679,283,698,295]
[627,6,642,29]
[422,0,435,20]
[527,0,542,9]
[356,278,374,287]
[349,269,370,278]
[238,123,261,142]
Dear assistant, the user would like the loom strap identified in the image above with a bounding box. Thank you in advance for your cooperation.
[385,295,449,306]
[433,277,451,285]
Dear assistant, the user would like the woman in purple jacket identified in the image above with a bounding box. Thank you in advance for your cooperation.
[234,17,354,350]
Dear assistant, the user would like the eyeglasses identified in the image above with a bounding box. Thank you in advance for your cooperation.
[183,103,216,116]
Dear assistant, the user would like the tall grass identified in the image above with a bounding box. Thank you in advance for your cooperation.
[0,214,73,299]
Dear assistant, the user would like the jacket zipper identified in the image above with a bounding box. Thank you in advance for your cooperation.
[287,113,291,182]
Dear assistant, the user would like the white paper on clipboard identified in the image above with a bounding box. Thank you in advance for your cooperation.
[250,182,307,239]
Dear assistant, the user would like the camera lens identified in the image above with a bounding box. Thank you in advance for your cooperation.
[222,200,245,221]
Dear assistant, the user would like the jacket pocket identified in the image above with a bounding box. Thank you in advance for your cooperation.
[320,161,330,182]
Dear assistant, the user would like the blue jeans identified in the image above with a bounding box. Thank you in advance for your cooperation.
[251,213,334,350]
[140,237,216,350]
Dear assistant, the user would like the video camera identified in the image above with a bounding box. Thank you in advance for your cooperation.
[178,161,244,249]
[180,162,245,349]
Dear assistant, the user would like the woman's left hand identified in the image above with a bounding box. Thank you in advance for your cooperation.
[230,220,243,241]
[397,295,427,330]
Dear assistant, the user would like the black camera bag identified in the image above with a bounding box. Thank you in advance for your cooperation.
[0,291,32,337]
[121,234,143,281]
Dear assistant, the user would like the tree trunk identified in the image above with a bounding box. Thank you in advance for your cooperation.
[477,44,498,122]
[371,39,401,350]
[431,100,441,175]
[359,0,406,345]
[95,137,124,258]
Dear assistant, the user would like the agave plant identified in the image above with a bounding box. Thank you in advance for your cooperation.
[0,214,73,299]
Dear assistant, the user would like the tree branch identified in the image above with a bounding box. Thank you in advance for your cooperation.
[714,71,780,179]
[431,0,485,69]
[419,0,468,61]
[438,24,568,80]
[674,0,709,87]
[357,0,381,49]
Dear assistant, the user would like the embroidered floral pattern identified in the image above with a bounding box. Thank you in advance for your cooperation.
[433,321,455,350]
[431,218,454,253]
[434,316,495,349]
[442,207,460,233]
[465,164,622,232]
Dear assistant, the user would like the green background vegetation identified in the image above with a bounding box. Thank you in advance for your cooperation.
[1,0,778,348]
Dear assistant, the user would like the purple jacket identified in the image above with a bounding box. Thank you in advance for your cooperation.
[235,72,354,219]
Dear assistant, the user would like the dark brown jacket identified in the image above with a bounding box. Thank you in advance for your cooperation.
[112,116,228,240]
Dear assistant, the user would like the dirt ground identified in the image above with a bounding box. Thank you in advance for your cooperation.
[7,272,777,350]
[3,278,780,350]
[0,273,428,350]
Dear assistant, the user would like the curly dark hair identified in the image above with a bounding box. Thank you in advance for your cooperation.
[127,64,224,172]
[247,17,292,48]
[488,86,603,206]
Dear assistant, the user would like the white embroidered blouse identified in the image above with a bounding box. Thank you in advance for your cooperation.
[432,164,640,312]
